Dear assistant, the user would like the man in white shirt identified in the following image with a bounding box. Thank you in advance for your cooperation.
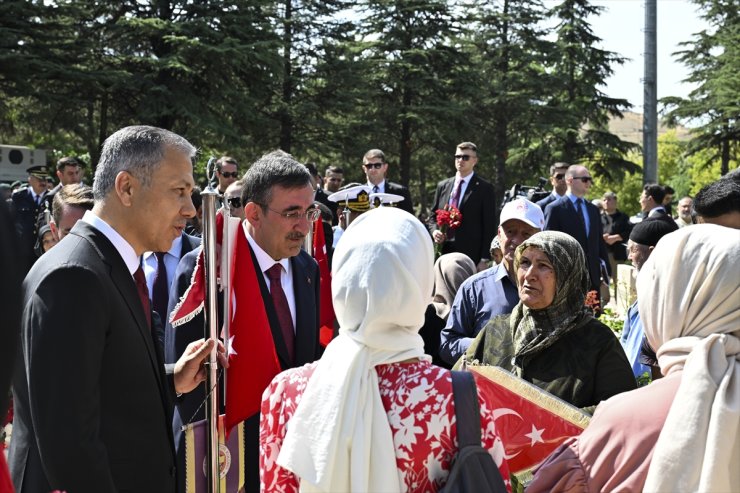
[362,148,414,214]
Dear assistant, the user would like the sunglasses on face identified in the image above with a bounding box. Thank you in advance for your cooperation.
[572,176,593,183]
[454,154,473,161]
[363,162,384,169]
[220,171,239,178]
[226,196,243,209]
[554,173,565,180]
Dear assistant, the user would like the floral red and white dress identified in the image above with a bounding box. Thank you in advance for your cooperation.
[260,360,511,493]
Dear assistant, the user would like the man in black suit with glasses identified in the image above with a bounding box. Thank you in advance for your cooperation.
[362,149,414,215]
[428,142,495,271]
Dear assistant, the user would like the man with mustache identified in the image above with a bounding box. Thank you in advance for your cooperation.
[237,150,323,492]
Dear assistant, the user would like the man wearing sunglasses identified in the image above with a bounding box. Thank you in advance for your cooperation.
[536,162,570,210]
[215,155,240,194]
[544,165,610,297]
[428,142,495,271]
[362,149,414,215]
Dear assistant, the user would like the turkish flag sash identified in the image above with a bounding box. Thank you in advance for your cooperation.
[470,365,590,475]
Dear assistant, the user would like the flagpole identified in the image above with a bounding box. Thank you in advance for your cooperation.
[304,217,314,255]
[202,158,221,493]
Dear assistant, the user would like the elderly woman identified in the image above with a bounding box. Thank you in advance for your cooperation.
[527,225,739,492]
[259,207,510,493]
[459,231,635,409]
[420,253,477,367]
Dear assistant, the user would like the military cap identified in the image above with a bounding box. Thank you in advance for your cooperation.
[27,165,51,179]
[328,185,372,213]
[369,192,405,208]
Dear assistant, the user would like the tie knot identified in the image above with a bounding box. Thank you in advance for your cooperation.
[155,252,166,261]
[266,263,283,281]
[133,266,146,285]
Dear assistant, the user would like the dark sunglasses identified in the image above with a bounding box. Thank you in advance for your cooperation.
[220,171,239,178]
[363,162,384,169]
[454,154,473,161]
[572,176,593,183]
[554,173,565,180]
[226,196,243,209]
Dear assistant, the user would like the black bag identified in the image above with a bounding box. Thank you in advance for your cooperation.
[440,371,508,493]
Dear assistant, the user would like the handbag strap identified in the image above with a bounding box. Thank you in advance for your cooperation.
[450,370,481,448]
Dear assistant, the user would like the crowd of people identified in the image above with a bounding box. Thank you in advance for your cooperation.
[1,126,738,493]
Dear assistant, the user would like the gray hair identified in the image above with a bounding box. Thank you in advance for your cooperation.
[93,125,197,201]
[240,150,311,208]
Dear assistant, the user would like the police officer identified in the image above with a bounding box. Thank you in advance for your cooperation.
[10,165,50,272]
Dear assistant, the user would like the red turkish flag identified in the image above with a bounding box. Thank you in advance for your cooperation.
[470,366,590,475]
[312,218,335,347]
[224,227,281,436]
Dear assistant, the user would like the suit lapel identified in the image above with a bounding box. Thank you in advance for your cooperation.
[76,222,168,400]
[291,254,315,366]
[459,174,476,209]
[441,178,455,207]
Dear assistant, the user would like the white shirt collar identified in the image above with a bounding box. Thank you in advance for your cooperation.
[243,224,291,275]
[367,179,385,191]
[143,234,182,260]
[81,210,139,275]
[455,173,473,185]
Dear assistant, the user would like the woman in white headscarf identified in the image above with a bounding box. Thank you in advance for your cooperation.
[527,224,740,492]
[259,207,511,493]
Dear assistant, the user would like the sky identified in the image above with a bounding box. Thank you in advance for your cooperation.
[584,0,708,112]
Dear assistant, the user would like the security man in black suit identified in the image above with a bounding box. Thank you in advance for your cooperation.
[428,142,496,270]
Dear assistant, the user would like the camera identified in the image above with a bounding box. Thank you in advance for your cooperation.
[499,177,549,211]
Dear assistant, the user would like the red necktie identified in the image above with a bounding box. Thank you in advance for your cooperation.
[266,263,295,364]
[152,252,169,324]
[449,178,462,209]
[133,266,152,329]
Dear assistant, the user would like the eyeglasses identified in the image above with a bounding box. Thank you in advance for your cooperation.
[454,154,473,161]
[572,176,593,183]
[226,196,243,209]
[219,171,239,178]
[363,162,384,169]
[554,173,565,180]
[263,205,322,222]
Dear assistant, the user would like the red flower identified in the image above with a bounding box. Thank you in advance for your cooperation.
[434,206,463,258]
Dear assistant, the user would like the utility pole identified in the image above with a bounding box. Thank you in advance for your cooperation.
[643,0,658,184]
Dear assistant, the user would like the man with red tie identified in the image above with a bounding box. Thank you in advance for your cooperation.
[428,142,496,271]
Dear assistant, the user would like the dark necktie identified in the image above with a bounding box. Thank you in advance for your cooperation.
[449,178,462,209]
[575,198,589,236]
[372,185,379,194]
[266,263,295,364]
[152,252,169,325]
[133,266,152,329]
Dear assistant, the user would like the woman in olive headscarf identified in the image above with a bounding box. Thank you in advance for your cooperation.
[459,230,636,409]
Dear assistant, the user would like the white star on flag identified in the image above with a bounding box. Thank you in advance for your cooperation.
[524,424,545,446]
[227,335,237,357]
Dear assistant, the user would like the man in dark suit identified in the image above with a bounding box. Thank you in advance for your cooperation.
[9,125,222,493]
[535,162,570,210]
[165,150,321,493]
[10,165,50,272]
[428,142,496,270]
[362,149,414,215]
[544,164,610,294]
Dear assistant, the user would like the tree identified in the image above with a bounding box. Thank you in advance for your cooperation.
[541,0,639,179]
[661,0,739,176]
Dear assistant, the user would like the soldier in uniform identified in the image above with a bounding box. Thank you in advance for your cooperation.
[10,165,50,272]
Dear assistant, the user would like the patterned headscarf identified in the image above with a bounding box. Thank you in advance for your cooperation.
[509,231,593,366]
[432,253,477,320]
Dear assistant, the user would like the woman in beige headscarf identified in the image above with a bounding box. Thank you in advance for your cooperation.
[420,253,477,367]
[527,224,740,492]
[259,207,511,493]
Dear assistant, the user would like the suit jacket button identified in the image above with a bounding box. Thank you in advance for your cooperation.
[170,466,176,477]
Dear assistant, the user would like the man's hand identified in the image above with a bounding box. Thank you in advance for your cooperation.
[476,260,489,272]
[173,338,228,394]
[432,230,446,244]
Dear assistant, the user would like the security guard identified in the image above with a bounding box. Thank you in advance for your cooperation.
[10,165,50,271]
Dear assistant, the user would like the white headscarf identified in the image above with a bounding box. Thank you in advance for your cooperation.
[277,207,434,492]
[638,224,740,492]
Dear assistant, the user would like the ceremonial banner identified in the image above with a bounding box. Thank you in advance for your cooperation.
[312,218,335,347]
[184,415,244,493]
[470,365,590,475]
[224,226,281,435]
